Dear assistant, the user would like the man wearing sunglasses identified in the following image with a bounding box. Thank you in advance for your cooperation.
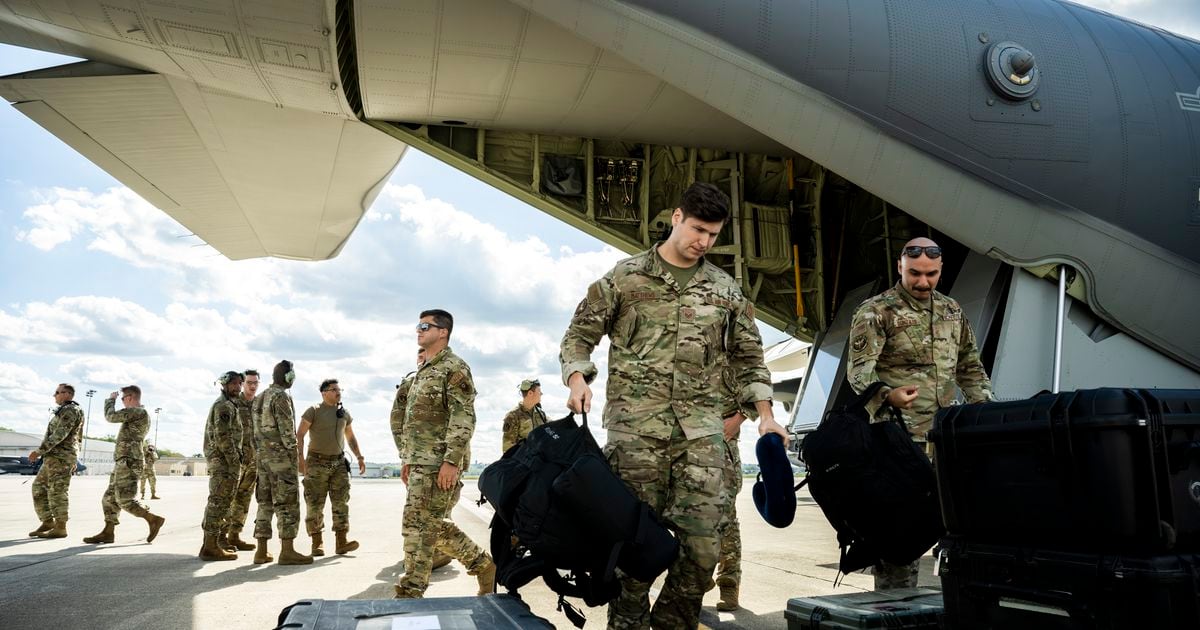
[83,386,166,545]
[847,236,994,589]
[226,369,261,552]
[394,310,495,599]
[500,378,547,453]
[28,383,84,539]
[562,181,785,629]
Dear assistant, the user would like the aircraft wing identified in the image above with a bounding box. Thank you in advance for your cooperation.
[0,61,405,260]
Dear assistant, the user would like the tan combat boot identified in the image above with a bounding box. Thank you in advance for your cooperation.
[471,556,496,596]
[278,538,314,565]
[29,520,53,537]
[432,551,452,570]
[716,578,740,612]
[216,531,236,552]
[144,513,166,543]
[82,523,115,544]
[199,533,237,561]
[43,518,68,539]
[334,531,359,555]
[310,532,325,557]
[253,538,274,564]
[227,527,255,551]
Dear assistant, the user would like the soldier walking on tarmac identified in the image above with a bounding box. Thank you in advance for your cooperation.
[83,386,166,544]
[28,383,84,539]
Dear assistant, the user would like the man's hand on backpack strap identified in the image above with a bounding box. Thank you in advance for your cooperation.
[567,372,592,413]
[437,461,459,491]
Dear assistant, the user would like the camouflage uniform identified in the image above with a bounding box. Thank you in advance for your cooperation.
[99,399,152,524]
[848,282,993,589]
[227,394,257,530]
[500,403,547,453]
[715,434,742,588]
[561,247,772,629]
[31,401,84,524]
[253,384,301,541]
[202,393,243,536]
[139,442,158,498]
[395,347,491,598]
[301,403,353,535]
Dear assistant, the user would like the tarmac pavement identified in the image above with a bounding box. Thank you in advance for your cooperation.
[0,474,938,628]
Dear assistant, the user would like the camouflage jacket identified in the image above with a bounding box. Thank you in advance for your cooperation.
[104,399,150,465]
[143,442,158,465]
[847,282,994,438]
[390,371,416,455]
[399,347,476,467]
[234,394,256,455]
[501,403,547,453]
[561,247,773,441]
[39,401,83,459]
[203,393,243,464]
[253,385,297,457]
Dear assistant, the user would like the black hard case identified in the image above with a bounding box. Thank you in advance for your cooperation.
[937,537,1200,629]
[930,388,1200,552]
[276,595,554,629]
[784,588,944,629]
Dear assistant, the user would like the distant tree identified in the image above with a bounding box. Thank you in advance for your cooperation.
[157,447,184,458]
[192,453,203,459]
[0,425,12,432]
[87,435,118,444]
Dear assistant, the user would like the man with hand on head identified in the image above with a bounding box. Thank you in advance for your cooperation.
[298,378,364,557]
[847,237,994,589]
[140,440,159,500]
[500,379,547,453]
[83,386,165,545]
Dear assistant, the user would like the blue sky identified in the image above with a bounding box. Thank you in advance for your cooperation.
[2,1,1196,463]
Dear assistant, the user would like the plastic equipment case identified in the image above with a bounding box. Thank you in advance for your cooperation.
[275,595,554,629]
[937,537,1200,629]
[784,588,944,629]
[930,388,1200,552]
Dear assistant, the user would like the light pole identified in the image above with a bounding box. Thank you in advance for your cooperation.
[83,389,96,467]
[154,407,162,447]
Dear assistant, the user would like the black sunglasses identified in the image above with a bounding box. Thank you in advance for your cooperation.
[416,322,446,332]
[903,246,942,259]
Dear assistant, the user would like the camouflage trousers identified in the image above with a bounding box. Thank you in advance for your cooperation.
[202,456,239,536]
[226,446,257,530]
[102,459,151,524]
[604,425,728,630]
[874,558,920,589]
[396,464,489,598]
[715,437,742,587]
[32,454,76,522]
[254,449,301,540]
[139,466,157,497]
[303,452,351,534]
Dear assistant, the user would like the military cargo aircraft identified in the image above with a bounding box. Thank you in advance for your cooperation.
[2,0,1198,437]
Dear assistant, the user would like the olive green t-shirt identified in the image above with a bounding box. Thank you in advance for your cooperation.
[302,403,352,456]
[656,248,699,289]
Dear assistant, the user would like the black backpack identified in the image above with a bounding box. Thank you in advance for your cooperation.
[479,412,678,628]
[799,382,945,577]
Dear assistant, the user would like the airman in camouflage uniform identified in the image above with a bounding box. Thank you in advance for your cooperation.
[500,379,547,452]
[252,360,312,565]
[847,238,994,589]
[391,348,453,571]
[561,182,787,629]
[28,383,84,539]
[199,371,244,561]
[395,309,495,599]
[139,441,159,500]
[83,386,165,544]
[298,378,365,557]
[226,369,261,551]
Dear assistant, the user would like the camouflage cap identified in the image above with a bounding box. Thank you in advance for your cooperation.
[519,379,540,393]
